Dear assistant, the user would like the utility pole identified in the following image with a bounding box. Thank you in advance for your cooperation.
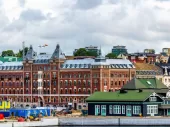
[22,41,25,105]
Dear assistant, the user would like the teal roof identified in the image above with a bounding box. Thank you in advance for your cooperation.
[0,57,22,62]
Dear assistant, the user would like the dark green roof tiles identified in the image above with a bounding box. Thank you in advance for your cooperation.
[86,90,153,102]
[122,78,168,90]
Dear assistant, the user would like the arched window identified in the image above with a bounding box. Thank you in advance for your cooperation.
[20,89,23,94]
[53,89,56,94]
[1,89,3,94]
[13,89,15,94]
[70,98,73,103]
[83,80,86,86]
[74,80,76,86]
[69,89,72,94]
[33,98,36,102]
[47,89,50,94]
[26,89,29,94]
[26,98,29,102]
[54,98,56,103]
[78,88,81,93]
[44,81,46,87]
[44,89,46,94]
[5,89,7,94]
[65,98,68,102]
[78,80,81,85]
[60,89,63,94]
[9,89,11,94]
[74,89,76,94]
[88,89,91,94]
[65,80,68,86]
[69,80,72,86]
[48,98,50,103]
[60,81,63,86]
[65,89,68,94]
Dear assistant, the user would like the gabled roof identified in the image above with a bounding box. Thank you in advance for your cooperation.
[51,44,66,59]
[86,90,153,102]
[122,78,168,93]
[25,45,37,60]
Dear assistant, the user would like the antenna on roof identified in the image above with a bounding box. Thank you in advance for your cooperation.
[22,41,25,60]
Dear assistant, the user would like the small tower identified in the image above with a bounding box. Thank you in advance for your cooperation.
[51,44,66,60]
[24,45,37,60]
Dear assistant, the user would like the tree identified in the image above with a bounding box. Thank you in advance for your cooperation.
[74,48,88,56]
[1,50,15,57]
[87,51,98,57]
[74,48,99,57]
[16,47,29,57]
[105,53,117,59]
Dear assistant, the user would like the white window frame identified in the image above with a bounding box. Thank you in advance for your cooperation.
[149,97,157,102]
[133,106,141,114]
[122,105,125,114]
[113,105,121,114]
[147,105,158,115]
[109,105,112,114]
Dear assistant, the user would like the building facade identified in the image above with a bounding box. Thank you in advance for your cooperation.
[0,44,135,109]
[128,53,156,64]
[112,46,128,56]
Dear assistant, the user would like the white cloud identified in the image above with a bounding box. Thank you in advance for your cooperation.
[0,0,170,55]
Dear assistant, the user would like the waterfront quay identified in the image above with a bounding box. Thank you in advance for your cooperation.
[58,116,170,126]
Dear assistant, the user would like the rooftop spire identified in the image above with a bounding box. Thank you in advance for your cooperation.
[51,44,66,59]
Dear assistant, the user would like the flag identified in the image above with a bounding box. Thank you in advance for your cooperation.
[39,44,48,48]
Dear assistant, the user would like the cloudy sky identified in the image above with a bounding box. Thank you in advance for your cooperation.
[0,0,170,55]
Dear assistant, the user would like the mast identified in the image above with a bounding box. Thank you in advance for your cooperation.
[22,41,25,104]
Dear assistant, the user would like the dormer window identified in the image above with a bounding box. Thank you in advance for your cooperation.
[149,96,157,101]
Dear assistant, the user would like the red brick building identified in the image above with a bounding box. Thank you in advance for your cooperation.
[0,44,135,109]
[128,53,156,64]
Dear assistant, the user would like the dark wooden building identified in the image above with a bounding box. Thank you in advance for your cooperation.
[86,90,164,116]
[86,78,170,116]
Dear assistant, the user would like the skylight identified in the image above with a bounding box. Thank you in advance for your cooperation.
[147,81,151,85]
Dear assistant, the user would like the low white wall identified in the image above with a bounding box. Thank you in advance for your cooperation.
[0,123,13,127]
[120,118,170,125]
[59,117,170,126]
[13,118,58,127]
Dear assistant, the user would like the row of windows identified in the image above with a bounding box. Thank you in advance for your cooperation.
[60,80,91,86]
[109,105,141,115]
[61,74,90,78]
[1,82,23,86]
[1,89,23,94]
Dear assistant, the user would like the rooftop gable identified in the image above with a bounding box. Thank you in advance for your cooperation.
[122,78,168,92]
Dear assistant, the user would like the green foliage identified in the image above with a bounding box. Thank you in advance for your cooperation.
[16,47,29,57]
[87,51,98,57]
[105,53,117,59]
[1,50,15,57]
[74,48,98,57]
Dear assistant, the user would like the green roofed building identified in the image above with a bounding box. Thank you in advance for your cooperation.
[86,78,170,117]
[0,56,22,62]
